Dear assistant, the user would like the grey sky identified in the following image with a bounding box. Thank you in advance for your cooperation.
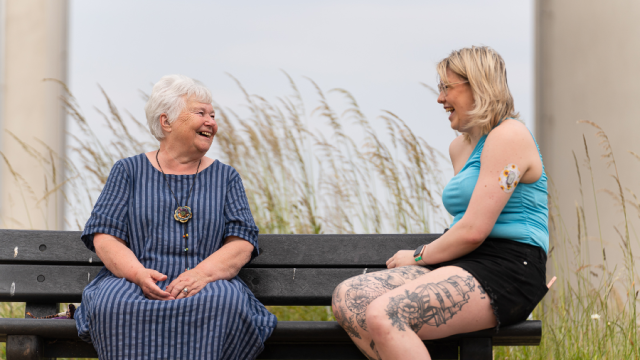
[69,0,533,182]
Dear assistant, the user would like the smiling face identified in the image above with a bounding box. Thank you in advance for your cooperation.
[162,96,217,156]
[437,68,475,133]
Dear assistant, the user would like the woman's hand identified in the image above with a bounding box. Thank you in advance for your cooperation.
[386,250,420,269]
[134,268,175,300]
[165,268,210,299]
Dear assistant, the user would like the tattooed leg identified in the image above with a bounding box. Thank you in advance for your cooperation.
[369,340,382,360]
[364,266,497,360]
[343,267,430,331]
[478,282,487,300]
[384,274,476,333]
[332,283,362,339]
[353,341,381,360]
[331,266,430,356]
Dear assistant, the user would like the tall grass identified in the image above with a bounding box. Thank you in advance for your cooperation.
[1,74,639,359]
[495,121,639,359]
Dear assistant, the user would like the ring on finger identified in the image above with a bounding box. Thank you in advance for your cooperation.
[182,287,188,295]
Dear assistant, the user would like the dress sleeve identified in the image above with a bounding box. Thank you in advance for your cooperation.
[81,160,131,252]
[223,169,260,260]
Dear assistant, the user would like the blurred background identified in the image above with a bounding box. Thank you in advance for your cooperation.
[1,0,639,358]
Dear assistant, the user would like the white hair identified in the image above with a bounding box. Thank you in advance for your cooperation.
[145,74,213,140]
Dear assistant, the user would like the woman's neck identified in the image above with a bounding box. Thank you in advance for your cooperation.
[464,126,483,148]
[156,144,205,175]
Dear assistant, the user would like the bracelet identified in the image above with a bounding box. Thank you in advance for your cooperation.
[418,245,427,266]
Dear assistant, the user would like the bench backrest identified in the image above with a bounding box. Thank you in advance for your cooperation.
[0,230,440,306]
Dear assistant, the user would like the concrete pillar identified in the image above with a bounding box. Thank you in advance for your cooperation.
[536,0,640,287]
[0,0,68,230]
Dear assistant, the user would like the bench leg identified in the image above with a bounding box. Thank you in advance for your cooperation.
[6,335,51,360]
[460,338,492,360]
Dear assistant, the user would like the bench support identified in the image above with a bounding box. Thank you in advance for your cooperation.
[6,335,50,360]
[460,338,492,360]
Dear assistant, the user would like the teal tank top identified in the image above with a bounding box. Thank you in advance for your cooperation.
[442,128,549,253]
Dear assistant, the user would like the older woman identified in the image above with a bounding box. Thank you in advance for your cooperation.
[332,46,550,360]
[75,75,277,359]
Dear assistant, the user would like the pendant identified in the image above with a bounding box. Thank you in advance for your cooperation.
[174,205,193,223]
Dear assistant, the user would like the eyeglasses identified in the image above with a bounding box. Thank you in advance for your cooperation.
[438,81,469,96]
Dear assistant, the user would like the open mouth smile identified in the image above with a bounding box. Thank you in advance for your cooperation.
[197,131,212,138]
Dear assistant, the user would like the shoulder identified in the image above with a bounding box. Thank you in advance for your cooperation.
[449,134,468,159]
[119,153,148,167]
[114,154,148,175]
[214,160,242,182]
[484,119,532,150]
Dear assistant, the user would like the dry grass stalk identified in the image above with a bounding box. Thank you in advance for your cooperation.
[1,79,638,359]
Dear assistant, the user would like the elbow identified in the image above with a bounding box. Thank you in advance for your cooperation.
[457,222,491,247]
[465,234,485,247]
[233,241,254,268]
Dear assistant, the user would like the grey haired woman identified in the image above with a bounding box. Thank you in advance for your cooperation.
[75,75,277,359]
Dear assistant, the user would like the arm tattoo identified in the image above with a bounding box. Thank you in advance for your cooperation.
[386,275,476,332]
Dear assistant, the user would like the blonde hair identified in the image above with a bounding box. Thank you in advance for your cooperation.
[436,46,519,141]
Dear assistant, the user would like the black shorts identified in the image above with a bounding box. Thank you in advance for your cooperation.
[425,238,548,330]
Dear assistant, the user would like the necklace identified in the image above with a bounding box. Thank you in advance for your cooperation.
[156,150,201,271]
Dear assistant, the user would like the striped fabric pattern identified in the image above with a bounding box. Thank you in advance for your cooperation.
[75,154,277,359]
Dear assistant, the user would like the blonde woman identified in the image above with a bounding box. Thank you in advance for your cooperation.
[332,46,549,360]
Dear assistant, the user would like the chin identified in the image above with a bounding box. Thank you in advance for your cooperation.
[196,143,212,154]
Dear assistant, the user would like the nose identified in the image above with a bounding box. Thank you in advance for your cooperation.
[207,115,218,134]
[437,90,445,104]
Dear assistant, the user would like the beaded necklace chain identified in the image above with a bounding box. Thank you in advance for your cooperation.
[156,150,201,272]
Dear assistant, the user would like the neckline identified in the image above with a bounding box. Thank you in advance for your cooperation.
[457,135,487,175]
[142,153,218,176]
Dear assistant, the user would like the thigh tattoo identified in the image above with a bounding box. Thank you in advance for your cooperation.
[386,275,476,333]
[337,266,429,337]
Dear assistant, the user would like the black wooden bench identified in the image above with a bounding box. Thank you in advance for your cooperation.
[0,230,541,359]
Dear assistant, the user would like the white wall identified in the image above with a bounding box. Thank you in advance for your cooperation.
[0,0,68,230]
[536,0,640,286]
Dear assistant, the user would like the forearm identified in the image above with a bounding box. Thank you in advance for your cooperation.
[194,236,254,282]
[422,220,489,265]
[94,233,145,282]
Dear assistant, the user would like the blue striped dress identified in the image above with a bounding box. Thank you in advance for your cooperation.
[75,153,277,360]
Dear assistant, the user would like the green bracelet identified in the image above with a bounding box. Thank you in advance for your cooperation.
[414,256,422,262]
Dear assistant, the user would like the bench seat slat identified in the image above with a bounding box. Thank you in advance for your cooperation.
[0,265,384,305]
[0,318,541,346]
[0,230,440,267]
[0,264,101,303]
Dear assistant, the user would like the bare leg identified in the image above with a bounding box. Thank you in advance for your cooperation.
[332,266,431,359]
[365,266,496,360]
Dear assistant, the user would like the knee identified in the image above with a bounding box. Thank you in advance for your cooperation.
[365,297,393,340]
[331,280,347,319]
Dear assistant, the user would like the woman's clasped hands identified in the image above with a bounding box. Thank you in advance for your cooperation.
[133,267,210,301]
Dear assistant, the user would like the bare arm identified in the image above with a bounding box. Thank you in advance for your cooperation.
[94,233,174,300]
[165,236,254,299]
